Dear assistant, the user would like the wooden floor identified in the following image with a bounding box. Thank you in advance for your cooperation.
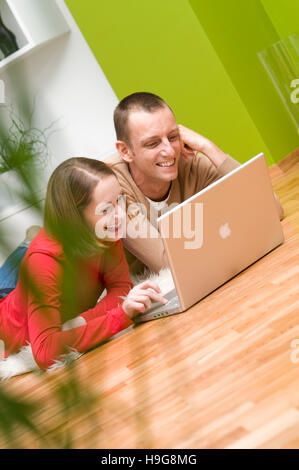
[1,149,298,449]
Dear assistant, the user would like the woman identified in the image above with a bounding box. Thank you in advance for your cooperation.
[0,158,166,370]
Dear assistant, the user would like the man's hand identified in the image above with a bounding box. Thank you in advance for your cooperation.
[122,280,167,319]
[178,124,228,168]
[179,125,209,158]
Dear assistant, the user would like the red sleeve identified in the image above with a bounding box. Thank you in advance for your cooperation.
[25,251,133,371]
[80,240,133,323]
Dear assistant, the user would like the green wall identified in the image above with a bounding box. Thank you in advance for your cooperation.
[66,0,298,165]
[189,0,299,164]
[261,0,299,38]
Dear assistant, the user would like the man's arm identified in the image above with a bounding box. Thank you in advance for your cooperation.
[123,211,168,274]
[105,157,170,274]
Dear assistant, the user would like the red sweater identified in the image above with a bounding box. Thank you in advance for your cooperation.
[0,229,133,370]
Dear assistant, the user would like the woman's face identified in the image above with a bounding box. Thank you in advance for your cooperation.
[83,175,126,242]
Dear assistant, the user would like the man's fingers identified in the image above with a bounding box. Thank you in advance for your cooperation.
[183,144,196,155]
[181,149,193,161]
[183,142,193,151]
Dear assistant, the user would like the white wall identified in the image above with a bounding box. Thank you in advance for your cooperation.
[0,0,118,263]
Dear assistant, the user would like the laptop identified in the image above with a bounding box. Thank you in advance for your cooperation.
[135,153,284,323]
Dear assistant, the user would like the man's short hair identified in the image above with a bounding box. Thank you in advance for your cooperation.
[114,92,173,144]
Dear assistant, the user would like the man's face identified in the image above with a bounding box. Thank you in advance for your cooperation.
[125,106,182,186]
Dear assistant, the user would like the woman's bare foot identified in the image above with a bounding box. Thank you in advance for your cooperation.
[24,225,42,243]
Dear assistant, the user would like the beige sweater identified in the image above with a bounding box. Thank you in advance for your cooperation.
[106,153,240,273]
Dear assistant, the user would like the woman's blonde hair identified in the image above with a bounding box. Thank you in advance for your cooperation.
[44,157,115,257]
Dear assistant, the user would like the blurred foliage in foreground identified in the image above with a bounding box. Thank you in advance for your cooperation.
[0,362,99,449]
[0,72,99,449]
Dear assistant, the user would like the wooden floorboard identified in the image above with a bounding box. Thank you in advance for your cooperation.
[0,149,298,449]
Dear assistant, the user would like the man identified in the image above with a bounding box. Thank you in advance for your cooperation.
[107,92,283,274]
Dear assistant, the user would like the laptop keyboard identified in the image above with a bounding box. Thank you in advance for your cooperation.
[144,288,180,315]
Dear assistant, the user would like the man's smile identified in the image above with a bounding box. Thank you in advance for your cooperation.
[156,159,175,167]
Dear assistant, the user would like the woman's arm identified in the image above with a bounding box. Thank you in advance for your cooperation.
[80,240,133,323]
[25,252,133,370]
[29,303,132,370]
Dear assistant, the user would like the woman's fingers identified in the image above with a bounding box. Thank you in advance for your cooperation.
[127,301,147,313]
[135,281,167,301]
[142,290,167,304]
[136,280,161,293]
[123,281,168,318]
[130,289,167,306]
[122,298,147,317]
[129,294,152,311]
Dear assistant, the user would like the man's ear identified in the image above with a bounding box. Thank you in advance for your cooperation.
[115,140,133,163]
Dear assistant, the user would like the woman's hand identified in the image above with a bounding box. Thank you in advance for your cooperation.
[122,281,168,319]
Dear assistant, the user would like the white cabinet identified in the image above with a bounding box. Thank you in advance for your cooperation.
[0,0,70,70]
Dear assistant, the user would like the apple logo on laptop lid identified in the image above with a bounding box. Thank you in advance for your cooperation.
[219,222,232,239]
